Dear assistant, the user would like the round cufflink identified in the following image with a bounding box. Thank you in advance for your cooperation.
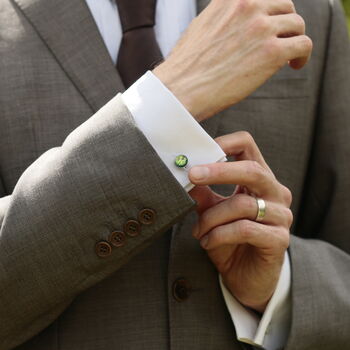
[175,155,189,169]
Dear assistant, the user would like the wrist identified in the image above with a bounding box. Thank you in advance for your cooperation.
[153,62,205,122]
[222,275,279,314]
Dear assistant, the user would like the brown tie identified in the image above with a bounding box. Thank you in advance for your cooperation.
[116,0,163,88]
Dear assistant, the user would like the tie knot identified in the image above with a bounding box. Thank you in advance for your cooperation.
[116,0,157,32]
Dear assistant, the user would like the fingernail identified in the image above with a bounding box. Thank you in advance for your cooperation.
[190,167,210,182]
[200,235,209,248]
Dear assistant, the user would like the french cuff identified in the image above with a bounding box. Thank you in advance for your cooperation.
[219,251,291,350]
[122,71,226,192]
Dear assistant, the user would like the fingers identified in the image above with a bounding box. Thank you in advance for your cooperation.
[193,194,293,239]
[215,131,273,176]
[266,5,312,71]
[266,0,296,15]
[199,219,290,252]
[280,35,313,69]
[269,13,311,70]
[272,14,305,37]
[189,160,284,200]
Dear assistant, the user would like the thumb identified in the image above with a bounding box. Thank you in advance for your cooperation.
[189,185,225,215]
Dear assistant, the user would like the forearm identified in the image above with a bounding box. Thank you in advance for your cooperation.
[0,95,194,349]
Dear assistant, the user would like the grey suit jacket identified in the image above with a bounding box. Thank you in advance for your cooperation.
[0,0,349,349]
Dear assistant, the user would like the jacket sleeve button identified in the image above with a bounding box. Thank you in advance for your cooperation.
[138,208,156,225]
[108,231,126,247]
[95,241,112,258]
[124,219,141,237]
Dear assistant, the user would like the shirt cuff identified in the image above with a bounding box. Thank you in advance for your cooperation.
[122,71,226,192]
[219,251,291,350]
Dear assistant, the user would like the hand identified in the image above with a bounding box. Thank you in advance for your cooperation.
[189,132,292,313]
[153,0,312,121]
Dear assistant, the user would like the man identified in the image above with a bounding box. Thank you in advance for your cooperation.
[0,1,349,350]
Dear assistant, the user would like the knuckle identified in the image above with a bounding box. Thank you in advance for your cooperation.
[238,131,255,147]
[237,0,256,13]
[304,36,313,51]
[272,228,290,250]
[281,185,293,206]
[284,208,294,228]
[235,0,248,14]
[299,35,313,52]
[245,160,265,183]
[286,0,296,13]
[294,14,306,32]
[253,15,270,33]
[280,229,291,249]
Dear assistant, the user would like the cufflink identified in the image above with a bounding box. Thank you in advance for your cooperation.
[175,155,189,169]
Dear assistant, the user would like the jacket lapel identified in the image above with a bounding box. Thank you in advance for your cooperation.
[12,0,216,133]
[13,0,125,113]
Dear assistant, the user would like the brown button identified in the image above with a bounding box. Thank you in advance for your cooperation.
[138,208,156,225]
[172,278,191,302]
[124,219,141,237]
[95,241,112,258]
[109,231,126,247]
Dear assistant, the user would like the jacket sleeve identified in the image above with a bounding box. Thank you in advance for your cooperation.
[0,95,194,349]
[287,0,350,349]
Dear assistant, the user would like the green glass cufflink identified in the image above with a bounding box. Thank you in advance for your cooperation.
[175,155,188,168]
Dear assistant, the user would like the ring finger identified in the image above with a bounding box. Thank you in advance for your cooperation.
[200,219,290,252]
[193,193,293,240]
[272,14,305,37]
[267,0,296,15]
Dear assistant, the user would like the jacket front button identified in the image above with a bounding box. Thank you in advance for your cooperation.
[124,219,141,237]
[138,208,156,225]
[172,278,192,302]
[109,231,126,247]
[95,241,112,258]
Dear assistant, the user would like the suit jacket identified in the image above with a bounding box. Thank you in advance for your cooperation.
[0,0,349,349]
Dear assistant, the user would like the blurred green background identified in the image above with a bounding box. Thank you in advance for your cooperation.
[343,0,350,32]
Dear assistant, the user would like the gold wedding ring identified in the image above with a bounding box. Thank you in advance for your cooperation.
[255,198,266,222]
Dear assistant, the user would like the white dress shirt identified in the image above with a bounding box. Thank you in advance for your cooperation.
[85,0,291,349]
